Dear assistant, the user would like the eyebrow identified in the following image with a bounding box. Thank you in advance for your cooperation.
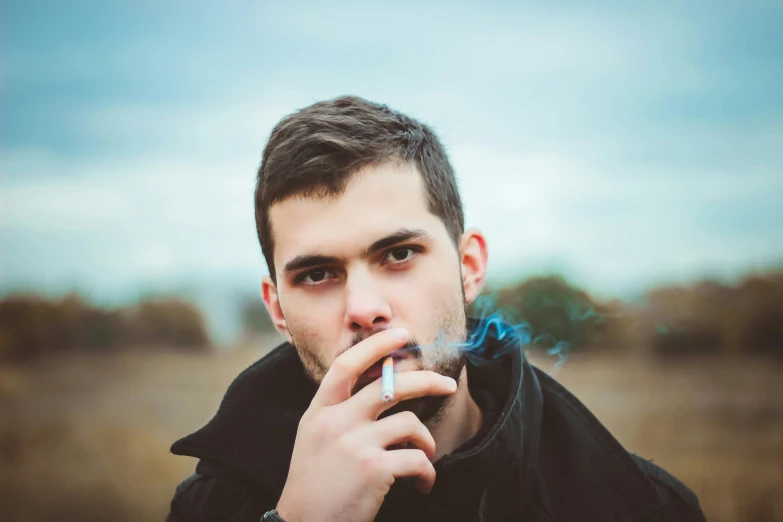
[281,228,432,276]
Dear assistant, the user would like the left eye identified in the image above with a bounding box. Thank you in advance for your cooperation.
[385,247,414,263]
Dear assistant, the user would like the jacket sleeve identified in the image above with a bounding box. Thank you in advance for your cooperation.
[631,455,707,522]
[165,460,276,522]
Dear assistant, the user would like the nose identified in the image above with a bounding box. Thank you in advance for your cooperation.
[344,269,391,333]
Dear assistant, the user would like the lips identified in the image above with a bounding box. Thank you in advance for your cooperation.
[356,350,411,388]
[361,363,384,382]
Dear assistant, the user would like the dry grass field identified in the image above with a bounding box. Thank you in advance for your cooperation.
[1,343,781,522]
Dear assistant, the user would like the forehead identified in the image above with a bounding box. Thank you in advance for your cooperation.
[269,162,447,266]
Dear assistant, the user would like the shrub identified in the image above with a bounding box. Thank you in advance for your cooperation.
[489,275,605,353]
[0,295,55,361]
[125,299,210,350]
[652,325,725,357]
[0,294,210,362]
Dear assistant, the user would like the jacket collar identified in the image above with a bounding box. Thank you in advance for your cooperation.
[473,337,543,521]
[171,341,317,494]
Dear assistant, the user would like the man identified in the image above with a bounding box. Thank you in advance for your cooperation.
[167,96,705,521]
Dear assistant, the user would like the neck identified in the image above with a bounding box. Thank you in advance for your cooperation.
[428,365,484,461]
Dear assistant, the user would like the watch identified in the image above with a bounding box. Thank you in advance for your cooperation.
[261,509,287,522]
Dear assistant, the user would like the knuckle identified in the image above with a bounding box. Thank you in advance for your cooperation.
[329,357,350,375]
[300,407,318,425]
[400,411,419,429]
[414,451,431,472]
[357,449,383,477]
[428,372,444,388]
[296,413,310,435]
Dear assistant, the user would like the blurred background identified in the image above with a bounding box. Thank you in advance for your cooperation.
[1,1,782,521]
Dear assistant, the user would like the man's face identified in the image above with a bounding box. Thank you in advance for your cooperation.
[265,161,469,420]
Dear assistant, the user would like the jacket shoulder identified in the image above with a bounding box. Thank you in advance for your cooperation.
[630,455,706,521]
[533,366,706,521]
[166,461,275,522]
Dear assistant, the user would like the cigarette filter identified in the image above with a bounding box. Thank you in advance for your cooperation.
[381,357,394,403]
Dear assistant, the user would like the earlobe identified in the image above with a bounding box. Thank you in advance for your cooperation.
[262,276,292,342]
[459,229,488,305]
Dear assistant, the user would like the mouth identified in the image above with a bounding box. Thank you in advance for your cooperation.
[356,350,414,389]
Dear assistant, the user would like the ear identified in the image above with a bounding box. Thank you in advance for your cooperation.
[459,228,488,305]
[262,275,293,343]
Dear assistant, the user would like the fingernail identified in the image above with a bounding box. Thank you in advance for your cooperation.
[442,376,457,391]
[392,328,409,341]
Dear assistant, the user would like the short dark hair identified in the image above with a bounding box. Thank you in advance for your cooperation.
[254,95,464,282]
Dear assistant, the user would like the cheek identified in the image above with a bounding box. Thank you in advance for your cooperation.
[406,250,458,290]
[392,258,464,337]
[412,255,462,306]
[282,288,342,326]
[282,292,345,355]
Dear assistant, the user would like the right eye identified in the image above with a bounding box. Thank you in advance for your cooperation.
[298,269,335,285]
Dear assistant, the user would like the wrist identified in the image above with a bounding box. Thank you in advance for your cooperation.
[262,509,287,522]
[275,490,301,522]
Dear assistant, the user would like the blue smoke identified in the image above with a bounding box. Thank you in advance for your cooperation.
[416,290,604,372]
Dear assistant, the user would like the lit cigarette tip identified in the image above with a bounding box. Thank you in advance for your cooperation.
[381,356,394,403]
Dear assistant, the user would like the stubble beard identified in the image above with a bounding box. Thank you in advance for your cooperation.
[289,283,469,429]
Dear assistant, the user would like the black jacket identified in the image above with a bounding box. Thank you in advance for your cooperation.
[167,328,706,522]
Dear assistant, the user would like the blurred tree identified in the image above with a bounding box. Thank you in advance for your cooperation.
[651,327,725,357]
[128,299,211,350]
[0,295,54,361]
[736,275,783,356]
[0,294,211,361]
[51,294,123,352]
[644,272,783,358]
[488,275,604,354]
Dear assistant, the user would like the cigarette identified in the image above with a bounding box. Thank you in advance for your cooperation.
[381,357,394,403]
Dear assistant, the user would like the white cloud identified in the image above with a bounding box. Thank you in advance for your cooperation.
[450,142,783,295]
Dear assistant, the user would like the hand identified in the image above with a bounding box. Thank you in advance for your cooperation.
[275,328,458,522]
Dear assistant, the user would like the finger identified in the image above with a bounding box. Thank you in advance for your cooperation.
[352,370,457,419]
[314,328,409,406]
[383,449,437,494]
[363,411,436,461]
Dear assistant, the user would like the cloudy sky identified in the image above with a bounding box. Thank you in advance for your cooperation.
[3,0,782,308]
